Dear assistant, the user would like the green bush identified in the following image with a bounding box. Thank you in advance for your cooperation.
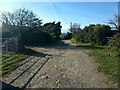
[60,33,67,39]
[71,24,111,45]
[108,32,120,49]
[21,29,55,46]
[60,32,72,39]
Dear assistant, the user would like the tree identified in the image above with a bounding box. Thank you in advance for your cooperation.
[72,24,111,45]
[93,24,111,44]
[1,8,43,50]
[83,24,95,43]
[1,12,15,36]
[68,23,82,42]
[66,32,72,39]
[108,15,120,30]
[2,8,42,32]
[69,23,81,33]
[13,8,42,48]
[43,21,62,39]
[12,8,42,27]
[2,12,14,25]
[60,32,72,40]
[54,22,62,39]
[1,7,62,50]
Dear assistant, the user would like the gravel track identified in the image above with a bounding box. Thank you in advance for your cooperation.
[1,40,117,88]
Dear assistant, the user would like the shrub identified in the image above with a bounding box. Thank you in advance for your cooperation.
[21,30,54,46]
[60,33,67,39]
[108,32,120,49]
[108,32,120,58]
[71,24,111,45]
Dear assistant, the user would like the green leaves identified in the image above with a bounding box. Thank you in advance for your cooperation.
[1,54,28,75]
[108,33,120,49]
[72,24,111,45]
[43,21,62,39]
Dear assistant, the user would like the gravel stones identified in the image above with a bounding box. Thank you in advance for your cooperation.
[2,40,117,88]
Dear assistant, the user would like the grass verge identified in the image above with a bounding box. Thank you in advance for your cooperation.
[71,38,119,86]
[1,53,29,75]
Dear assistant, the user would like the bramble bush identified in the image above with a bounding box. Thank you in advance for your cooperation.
[108,32,120,57]
[108,32,120,49]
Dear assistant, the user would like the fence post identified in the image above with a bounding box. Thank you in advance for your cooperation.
[15,37,17,52]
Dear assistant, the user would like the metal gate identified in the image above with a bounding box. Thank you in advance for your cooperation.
[2,37,17,54]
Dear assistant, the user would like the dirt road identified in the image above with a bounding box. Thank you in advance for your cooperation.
[1,40,117,88]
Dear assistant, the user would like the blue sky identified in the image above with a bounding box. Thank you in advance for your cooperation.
[0,2,118,33]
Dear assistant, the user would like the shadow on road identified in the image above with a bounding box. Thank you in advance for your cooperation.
[17,47,51,57]
[38,40,105,50]
[42,40,74,49]
[1,81,21,90]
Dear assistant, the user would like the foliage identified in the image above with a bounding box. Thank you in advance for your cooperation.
[69,23,81,33]
[108,32,120,49]
[66,32,72,39]
[2,8,42,27]
[1,54,28,75]
[2,30,12,38]
[70,24,111,45]
[71,38,78,44]
[108,32,120,63]
[71,39,119,86]
[60,32,72,40]
[71,38,92,47]
[43,21,62,39]
[93,24,111,44]
[1,8,62,49]
[108,15,120,30]
[91,48,119,85]
[60,33,67,39]
[21,28,55,46]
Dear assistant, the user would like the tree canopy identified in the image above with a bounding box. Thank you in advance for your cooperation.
[1,8,62,50]
[43,21,62,39]
[108,15,120,30]
[70,24,111,45]
[2,8,42,27]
